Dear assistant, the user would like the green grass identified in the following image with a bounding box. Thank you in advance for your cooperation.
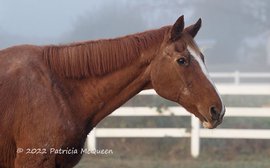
[76,154,270,168]
[74,138,270,168]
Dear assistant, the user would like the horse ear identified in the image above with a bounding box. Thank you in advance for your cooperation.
[185,18,202,38]
[170,15,185,41]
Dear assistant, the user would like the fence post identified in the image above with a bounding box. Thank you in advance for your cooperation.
[87,128,96,151]
[191,115,200,158]
[234,71,240,85]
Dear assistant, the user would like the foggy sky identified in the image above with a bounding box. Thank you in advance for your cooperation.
[0,0,105,38]
[0,0,192,39]
[0,0,269,71]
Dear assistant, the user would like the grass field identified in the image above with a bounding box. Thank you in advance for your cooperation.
[76,152,270,168]
[75,138,270,168]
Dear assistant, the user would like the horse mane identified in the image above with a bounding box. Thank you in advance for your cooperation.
[43,26,170,78]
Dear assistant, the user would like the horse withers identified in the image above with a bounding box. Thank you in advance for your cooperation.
[0,15,225,167]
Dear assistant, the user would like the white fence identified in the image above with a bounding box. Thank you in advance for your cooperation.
[87,72,270,158]
[210,71,270,84]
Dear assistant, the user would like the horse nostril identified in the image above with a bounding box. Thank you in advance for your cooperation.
[210,106,220,121]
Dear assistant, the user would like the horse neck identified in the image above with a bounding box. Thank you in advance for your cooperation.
[63,41,161,129]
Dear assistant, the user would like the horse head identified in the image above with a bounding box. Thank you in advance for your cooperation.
[150,15,225,129]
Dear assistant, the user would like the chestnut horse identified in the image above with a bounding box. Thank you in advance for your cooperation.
[0,15,225,167]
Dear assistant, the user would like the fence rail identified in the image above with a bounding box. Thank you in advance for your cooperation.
[210,71,270,84]
[140,84,270,95]
[87,73,270,158]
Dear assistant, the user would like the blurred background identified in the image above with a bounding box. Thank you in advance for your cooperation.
[1,0,270,72]
[1,0,270,168]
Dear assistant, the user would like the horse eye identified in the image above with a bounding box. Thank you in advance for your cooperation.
[177,58,187,65]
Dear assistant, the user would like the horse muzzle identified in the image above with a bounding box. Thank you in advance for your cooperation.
[202,105,226,129]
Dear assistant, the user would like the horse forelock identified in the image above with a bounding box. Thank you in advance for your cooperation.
[43,26,170,78]
[175,34,201,55]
